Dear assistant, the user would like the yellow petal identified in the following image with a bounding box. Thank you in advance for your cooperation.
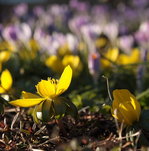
[111,108,124,123]
[62,55,82,77]
[113,89,132,103]
[45,55,64,73]
[130,97,141,121]
[118,103,134,125]
[1,69,13,91]
[9,98,46,107]
[56,65,72,96]
[101,48,119,67]
[0,51,11,63]
[22,91,40,99]
[117,48,140,65]
[36,80,56,98]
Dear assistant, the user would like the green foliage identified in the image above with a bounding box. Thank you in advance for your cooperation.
[31,97,78,123]
[139,110,149,132]
[0,96,9,114]
[42,100,53,122]
[137,89,149,108]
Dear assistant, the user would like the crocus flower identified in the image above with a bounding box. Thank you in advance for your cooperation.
[111,89,141,125]
[13,3,28,17]
[88,52,100,76]
[118,35,134,53]
[135,21,149,47]
[2,25,19,42]
[9,65,72,107]
[2,23,31,43]
[88,52,100,83]
[0,69,13,94]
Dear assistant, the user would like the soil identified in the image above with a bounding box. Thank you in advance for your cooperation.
[0,108,134,151]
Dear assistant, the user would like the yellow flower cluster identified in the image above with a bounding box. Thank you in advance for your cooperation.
[100,48,141,68]
[46,55,82,77]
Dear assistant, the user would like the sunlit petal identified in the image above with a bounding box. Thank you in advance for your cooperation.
[22,91,40,99]
[56,65,72,96]
[36,80,56,98]
[1,69,13,91]
[9,98,45,107]
[130,97,141,121]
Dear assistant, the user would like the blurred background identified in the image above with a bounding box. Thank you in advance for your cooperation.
[1,0,149,110]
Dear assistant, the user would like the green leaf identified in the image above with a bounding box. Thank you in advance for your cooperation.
[53,97,67,119]
[42,99,53,122]
[31,101,44,123]
[64,98,78,119]
[0,103,4,114]
[139,110,149,132]
[138,132,149,146]
[137,89,149,108]
[0,96,8,105]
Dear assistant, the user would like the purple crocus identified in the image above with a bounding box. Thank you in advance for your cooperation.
[69,0,89,12]
[2,25,19,41]
[88,52,100,84]
[119,35,134,53]
[33,6,45,17]
[13,3,28,17]
[3,23,31,43]
[135,21,149,45]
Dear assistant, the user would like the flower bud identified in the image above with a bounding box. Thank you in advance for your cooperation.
[111,89,141,125]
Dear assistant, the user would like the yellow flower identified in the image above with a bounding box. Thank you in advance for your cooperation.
[28,39,40,52]
[0,51,11,63]
[95,37,108,49]
[0,50,11,71]
[0,41,15,52]
[45,55,64,73]
[62,55,82,77]
[111,89,141,125]
[101,48,119,68]
[9,65,72,107]
[117,48,140,65]
[0,69,13,94]
[57,44,71,57]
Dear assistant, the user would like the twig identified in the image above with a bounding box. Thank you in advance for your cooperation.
[11,112,20,130]
[78,106,90,113]
[34,125,46,135]
[37,136,61,147]
[116,131,141,141]
[4,107,20,113]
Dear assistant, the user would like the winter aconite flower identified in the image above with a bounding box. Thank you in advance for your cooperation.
[101,48,119,68]
[9,65,72,107]
[9,65,77,122]
[0,69,13,94]
[0,50,11,71]
[117,48,140,65]
[111,89,141,125]
[62,55,83,77]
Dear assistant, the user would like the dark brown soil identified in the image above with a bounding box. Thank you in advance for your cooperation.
[0,108,134,151]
